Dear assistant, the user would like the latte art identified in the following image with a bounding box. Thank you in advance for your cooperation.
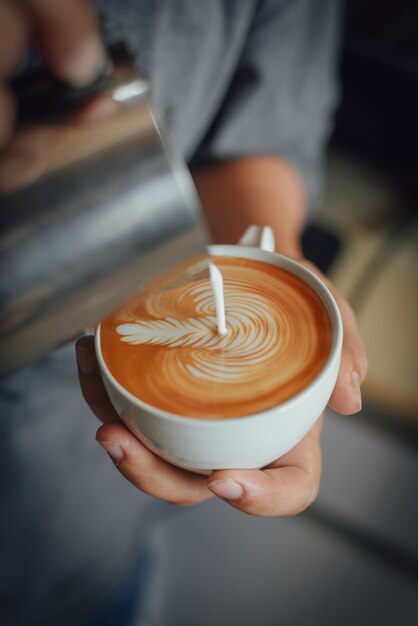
[117,283,281,382]
[100,257,332,418]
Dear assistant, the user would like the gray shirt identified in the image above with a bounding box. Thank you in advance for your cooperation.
[0,1,340,624]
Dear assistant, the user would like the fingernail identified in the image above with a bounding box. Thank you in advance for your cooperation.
[62,39,106,86]
[208,480,244,501]
[351,371,362,411]
[76,345,96,375]
[97,440,124,464]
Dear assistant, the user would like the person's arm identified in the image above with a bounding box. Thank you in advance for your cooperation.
[192,155,306,257]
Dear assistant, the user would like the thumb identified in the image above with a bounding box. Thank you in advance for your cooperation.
[25,0,106,86]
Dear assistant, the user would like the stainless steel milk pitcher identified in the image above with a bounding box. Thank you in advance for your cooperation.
[0,44,207,374]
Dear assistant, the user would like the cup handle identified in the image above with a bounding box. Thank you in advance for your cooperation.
[238,225,275,253]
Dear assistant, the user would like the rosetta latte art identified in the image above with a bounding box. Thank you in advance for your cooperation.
[100,257,332,418]
[117,283,281,382]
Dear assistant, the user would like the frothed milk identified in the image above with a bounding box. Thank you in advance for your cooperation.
[100,256,332,419]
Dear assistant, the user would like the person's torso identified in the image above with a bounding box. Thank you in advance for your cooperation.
[96,0,258,160]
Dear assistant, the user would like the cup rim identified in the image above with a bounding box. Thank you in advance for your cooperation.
[95,245,343,428]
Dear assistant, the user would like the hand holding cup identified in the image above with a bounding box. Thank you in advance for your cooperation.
[77,226,368,515]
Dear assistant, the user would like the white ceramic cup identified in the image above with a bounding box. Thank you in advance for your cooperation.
[95,226,343,473]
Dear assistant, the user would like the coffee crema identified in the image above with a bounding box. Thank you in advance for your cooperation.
[100,257,333,419]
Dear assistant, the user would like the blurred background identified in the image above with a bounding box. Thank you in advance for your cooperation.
[140,1,418,623]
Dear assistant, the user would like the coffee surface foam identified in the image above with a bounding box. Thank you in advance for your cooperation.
[100,257,332,418]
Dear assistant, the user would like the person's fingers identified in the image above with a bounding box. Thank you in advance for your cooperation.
[0,87,17,150]
[0,0,29,148]
[75,335,119,424]
[0,148,45,193]
[208,418,323,516]
[6,123,73,154]
[300,260,368,415]
[0,0,105,156]
[0,123,64,193]
[24,0,105,86]
[78,335,213,506]
[73,95,121,123]
[0,1,29,77]
[96,421,213,506]
[0,104,119,193]
[327,296,368,414]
